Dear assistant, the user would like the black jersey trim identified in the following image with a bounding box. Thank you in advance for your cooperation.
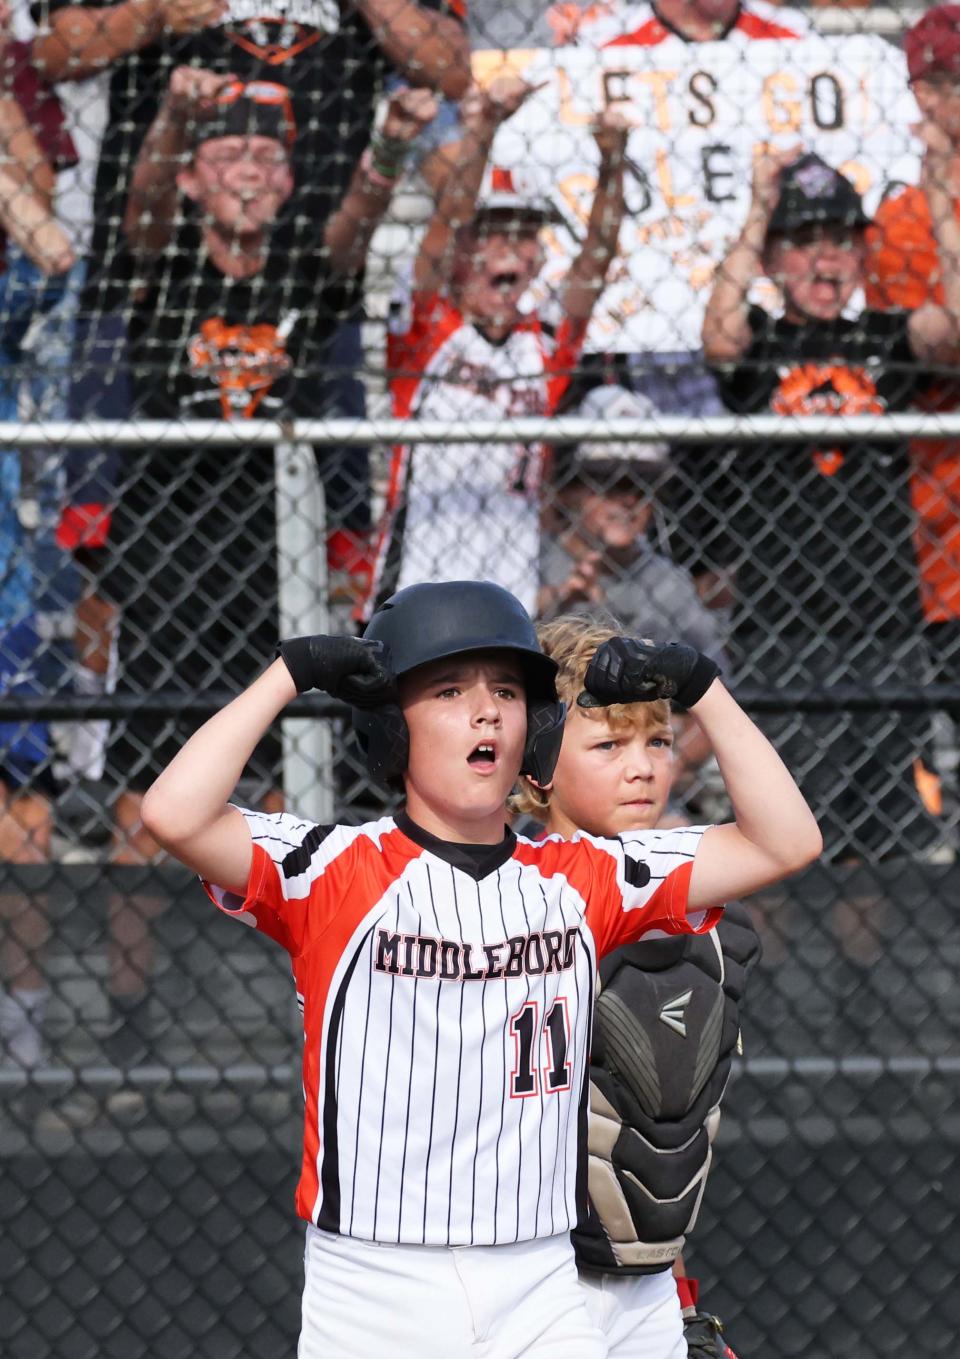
[317,927,375,1233]
[373,494,407,610]
[619,850,652,889]
[574,930,596,1224]
[395,812,517,880]
[280,823,337,880]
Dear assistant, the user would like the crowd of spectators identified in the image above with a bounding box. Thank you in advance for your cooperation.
[2,0,960,1071]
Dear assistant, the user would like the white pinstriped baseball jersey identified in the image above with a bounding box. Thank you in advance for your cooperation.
[371,287,586,616]
[205,810,719,1246]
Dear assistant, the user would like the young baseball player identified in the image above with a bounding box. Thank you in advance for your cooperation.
[513,613,758,1358]
[140,580,820,1359]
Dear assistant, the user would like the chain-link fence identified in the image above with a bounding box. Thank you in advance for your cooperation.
[2,1,960,1355]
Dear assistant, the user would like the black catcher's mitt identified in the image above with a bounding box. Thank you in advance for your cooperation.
[683,1308,741,1359]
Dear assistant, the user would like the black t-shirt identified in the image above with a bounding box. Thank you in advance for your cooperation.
[41,0,461,310]
[713,307,927,672]
[125,221,354,419]
[103,225,365,612]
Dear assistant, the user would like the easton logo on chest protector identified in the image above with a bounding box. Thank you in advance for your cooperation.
[659,988,693,1037]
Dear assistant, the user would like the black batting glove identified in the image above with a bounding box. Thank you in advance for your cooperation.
[279,635,396,709]
[578,637,720,710]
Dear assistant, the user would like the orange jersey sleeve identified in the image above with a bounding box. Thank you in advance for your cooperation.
[203,810,417,957]
[545,313,589,413]
[866,184,960,622]
[516,826,722,960]
[866,186,944,310]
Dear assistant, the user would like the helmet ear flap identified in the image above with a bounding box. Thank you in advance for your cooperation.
[521,700,567,786]
[352,703,410,787]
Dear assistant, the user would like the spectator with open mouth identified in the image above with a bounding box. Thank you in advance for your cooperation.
[54,72,436,1083]
[702,143,960,862]
[370,76,629,617]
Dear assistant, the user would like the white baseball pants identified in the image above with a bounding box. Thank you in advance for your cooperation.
[579,1267,687,1359]
[298,1225,608,1358]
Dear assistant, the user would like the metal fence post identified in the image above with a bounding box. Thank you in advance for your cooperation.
[275,440,333,823]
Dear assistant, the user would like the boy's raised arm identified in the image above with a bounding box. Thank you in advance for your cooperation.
[580,638,823,909]
[701,142,801,364]
[141,660,296,892]
[141,638,394,893]
[683,682,823,908]
[31,0,230,83]
[412,77,540,295]
[323,86,438,277]
[559,107,628,323]
[907,120,960,363]
[124,66,235,257]
[351,0,470,100]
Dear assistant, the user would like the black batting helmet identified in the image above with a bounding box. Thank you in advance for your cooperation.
[353,581,566,787]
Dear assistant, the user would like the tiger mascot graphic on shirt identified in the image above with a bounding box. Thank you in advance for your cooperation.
[187,312,298,419]
[771,359,884,477]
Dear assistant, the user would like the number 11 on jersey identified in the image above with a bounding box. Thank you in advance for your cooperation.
[510,998,572,1098]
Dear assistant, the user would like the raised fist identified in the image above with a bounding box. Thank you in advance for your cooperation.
[459,77,546,135]
[578,637,720,710]
[592,105,630,163]
[381,87,440,144]
[165,66,237,121]
[751,141,804,218]
[279,635,396,708]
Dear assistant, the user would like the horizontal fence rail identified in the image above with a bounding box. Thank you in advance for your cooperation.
[4,1052,959,1096]
[7,684,960,720]
[9,413,960,445]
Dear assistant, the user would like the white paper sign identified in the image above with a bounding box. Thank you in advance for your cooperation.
[476,35,920,354]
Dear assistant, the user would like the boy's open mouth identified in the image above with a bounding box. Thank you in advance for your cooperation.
[467,742,497,770]
[810,275,843,299]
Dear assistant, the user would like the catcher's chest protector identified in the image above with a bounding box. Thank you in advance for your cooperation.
[573,902,760,1275]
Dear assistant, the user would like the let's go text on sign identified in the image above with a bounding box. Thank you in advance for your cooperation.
[473,35,919,355]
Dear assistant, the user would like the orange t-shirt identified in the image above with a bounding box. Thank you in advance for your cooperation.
[866,187,960,624]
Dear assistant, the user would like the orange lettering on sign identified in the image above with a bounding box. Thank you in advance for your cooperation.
[762,73,801,135]
[655,149,696,212]
[635,69,677,133]
[556,68,595,127]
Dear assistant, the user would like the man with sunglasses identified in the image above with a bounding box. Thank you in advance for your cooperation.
[32,0,469,842]
[31,0,468,316]
[57,75,437,1083]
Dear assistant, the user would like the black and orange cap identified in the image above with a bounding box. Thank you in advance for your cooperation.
[196,80,297,150]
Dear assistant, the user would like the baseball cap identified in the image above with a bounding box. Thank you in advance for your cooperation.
[767,152,870,238]
[474,165,567,228]
[195,80,297,151]
[565,386,671,484]
[905,5,960,84]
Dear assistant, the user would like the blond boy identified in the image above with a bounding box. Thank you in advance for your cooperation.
[514,615,760,1359]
